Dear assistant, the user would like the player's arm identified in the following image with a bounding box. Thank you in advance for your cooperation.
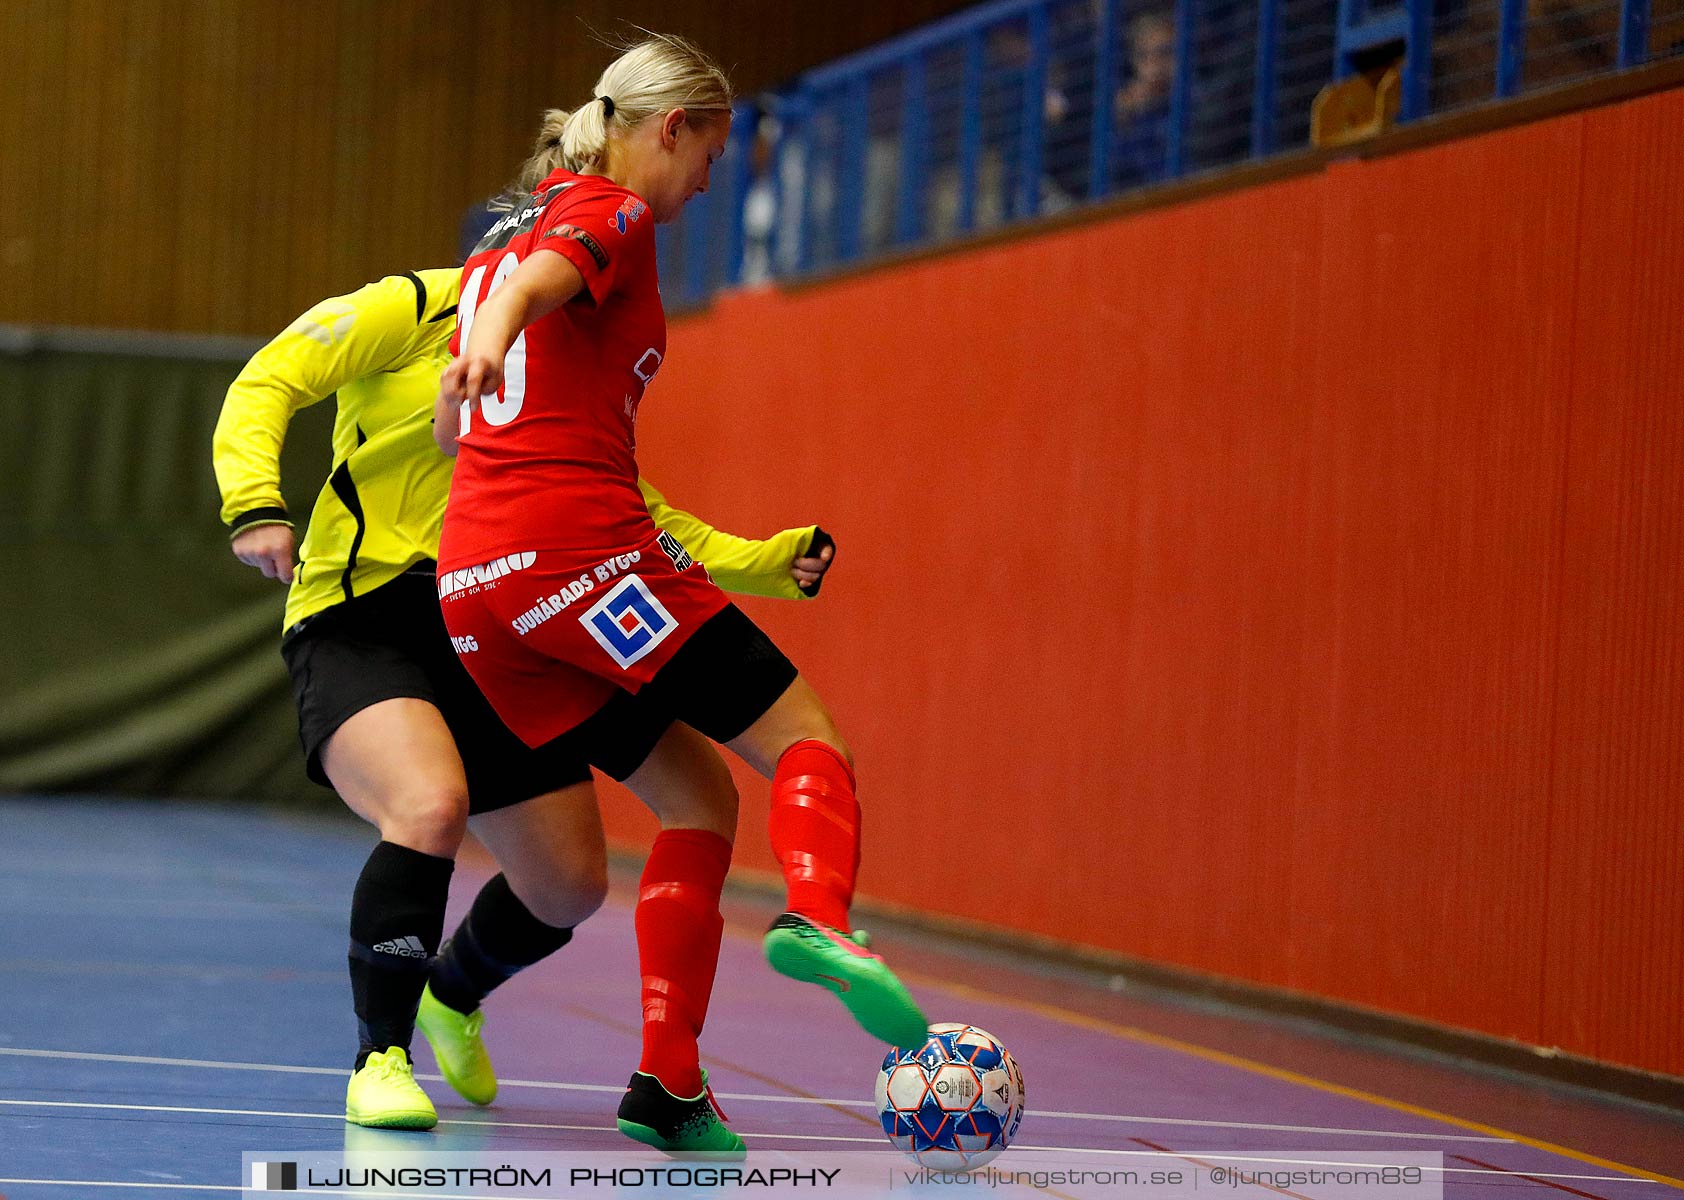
[214,276,429,582]
[639,478,836,600]
[438,195,634,453]
[437,250,584,444]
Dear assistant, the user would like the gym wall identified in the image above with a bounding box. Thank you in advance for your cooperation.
[0,0,978,336]
[603,83,1684,1079]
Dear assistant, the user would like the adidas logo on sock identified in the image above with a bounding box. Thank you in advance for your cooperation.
[372,935,429,959]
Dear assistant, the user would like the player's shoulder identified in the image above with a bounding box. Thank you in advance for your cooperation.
[347,269,458,326]
[276,275,406,351]
[541,172,648,228]
[278,270,457,358]
[314,272,425,324]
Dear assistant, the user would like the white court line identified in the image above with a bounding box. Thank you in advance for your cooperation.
[0,1046,347,1077]
[0,1097,603,1134]
[0,1045,1511,1143]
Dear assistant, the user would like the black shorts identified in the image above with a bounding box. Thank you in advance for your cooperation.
[280,566,593,814]
[553,603,801,782]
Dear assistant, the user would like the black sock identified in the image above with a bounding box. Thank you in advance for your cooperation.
[428,873,573,1015]
[348,840,454,1069]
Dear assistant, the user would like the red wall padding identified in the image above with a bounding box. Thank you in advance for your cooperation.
[601,86,1684,1077]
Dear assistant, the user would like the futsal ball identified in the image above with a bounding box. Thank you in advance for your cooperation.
[875,1023,1025,1169]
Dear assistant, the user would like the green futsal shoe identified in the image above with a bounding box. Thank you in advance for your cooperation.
[345,1046,436,1130]
[763,912,929,1050]
[416,983,497,1105]
[616,1070,746,1156]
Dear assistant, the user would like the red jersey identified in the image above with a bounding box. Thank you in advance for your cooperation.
[439,170,666,572]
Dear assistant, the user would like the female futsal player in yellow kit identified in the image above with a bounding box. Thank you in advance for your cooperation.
[213,265,834,1129]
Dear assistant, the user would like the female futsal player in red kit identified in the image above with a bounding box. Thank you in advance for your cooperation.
[433,36,929,1152]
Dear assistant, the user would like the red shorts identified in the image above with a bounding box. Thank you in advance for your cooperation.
[436,532,730,748]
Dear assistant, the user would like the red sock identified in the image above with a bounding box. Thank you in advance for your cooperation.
[768,739,860,933]
[635,828,732,1098]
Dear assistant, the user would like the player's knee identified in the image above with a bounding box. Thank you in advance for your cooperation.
[682,760,739,837]
[381,786,469,857]
[521,856,609,928]
[572,862,611,921]
[782,730,853,773]
[707,754,741,821]
[781,685,852,769]
[716,774,741,829]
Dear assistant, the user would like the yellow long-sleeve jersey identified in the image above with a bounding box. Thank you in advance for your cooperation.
[213,269,818,632]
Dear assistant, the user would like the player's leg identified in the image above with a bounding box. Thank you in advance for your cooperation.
[584,713,743,1153]
[620,721,738,1089]
[430,569,744,1151]
[727,676,858,928]
[419,779,607,1104]
[284,578,480,1127]
[728,680,927,1049]
[468,784,610,928]
[631,603,925,1050]
[405,605,610,1104]
[319,696,467,1129]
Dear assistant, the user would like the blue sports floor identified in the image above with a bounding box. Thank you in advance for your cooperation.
[2,796,1681,1198]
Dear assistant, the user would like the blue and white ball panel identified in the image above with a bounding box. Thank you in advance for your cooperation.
[578,574,678,669]
[876,1024,1025,1168]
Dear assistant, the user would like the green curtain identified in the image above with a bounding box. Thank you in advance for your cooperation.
[0,345,337,804]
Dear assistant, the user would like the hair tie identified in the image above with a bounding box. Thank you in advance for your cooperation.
[598,95,615,118]
[546,136,562,148]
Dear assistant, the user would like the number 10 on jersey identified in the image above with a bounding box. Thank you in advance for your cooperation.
[455,252,527,437]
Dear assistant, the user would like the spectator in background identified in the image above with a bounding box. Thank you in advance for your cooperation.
[1040,0,1104,208]
[1036,4,1178,205]
[738,101,780,285]
[1111,9,1178,188]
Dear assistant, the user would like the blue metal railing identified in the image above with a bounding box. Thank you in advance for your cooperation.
[663,0,1673,306]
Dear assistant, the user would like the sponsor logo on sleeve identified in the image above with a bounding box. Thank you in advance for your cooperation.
[580,575,678,669]
[614,196,647,234]
[543,223,610,271]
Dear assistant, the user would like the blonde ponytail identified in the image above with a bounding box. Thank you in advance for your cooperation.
[558,96,613,174]
[497,33,733,207]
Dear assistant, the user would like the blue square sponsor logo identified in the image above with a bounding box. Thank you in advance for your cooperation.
[579,575,678,669]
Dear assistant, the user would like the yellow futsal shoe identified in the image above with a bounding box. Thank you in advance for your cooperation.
[345,1047,437,1129]
[416,983,497,1105]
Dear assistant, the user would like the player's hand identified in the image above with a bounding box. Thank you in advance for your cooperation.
[434,385,464,457]
[231,523,296,584]
[792,528,835,596]
[436,353,505,456]
[441,353,504,407]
